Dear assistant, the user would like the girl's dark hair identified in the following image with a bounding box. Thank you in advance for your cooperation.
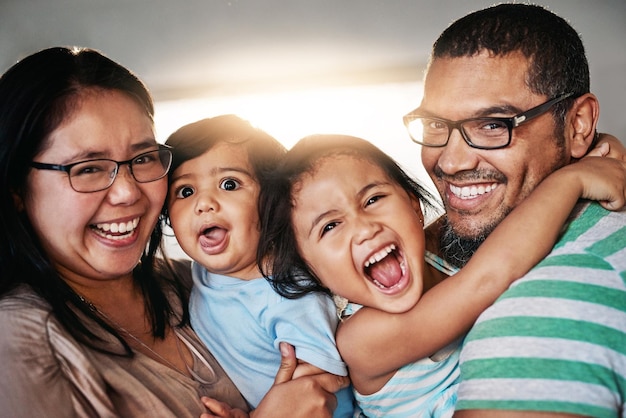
[258,134,439,299]
[163,114,286,224]
[0,46,185,355]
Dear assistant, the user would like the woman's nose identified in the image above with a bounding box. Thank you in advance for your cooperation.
[106,165,141,205]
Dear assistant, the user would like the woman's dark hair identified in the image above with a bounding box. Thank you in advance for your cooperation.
[0,46,185,355]
[162,114,287,225]
[258,134,440,299]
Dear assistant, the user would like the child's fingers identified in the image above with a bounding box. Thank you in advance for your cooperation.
[200,396,234,418]
[274,342,297,384]
[585,142,609,158]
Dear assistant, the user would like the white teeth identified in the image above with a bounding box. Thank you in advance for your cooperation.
[94,218,139,238]
[450,183,497,199]
[364,244,396,268]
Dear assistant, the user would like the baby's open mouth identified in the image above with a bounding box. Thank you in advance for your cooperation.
[199,225,227,248]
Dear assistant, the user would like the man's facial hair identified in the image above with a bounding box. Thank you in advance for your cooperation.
[439,218,494,268]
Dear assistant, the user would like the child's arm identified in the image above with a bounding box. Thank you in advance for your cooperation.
[338,156,626,393]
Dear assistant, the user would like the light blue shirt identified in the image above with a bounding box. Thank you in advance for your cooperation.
[189,262,354,417]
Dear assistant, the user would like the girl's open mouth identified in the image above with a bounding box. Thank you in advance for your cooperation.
[364,244,407,292]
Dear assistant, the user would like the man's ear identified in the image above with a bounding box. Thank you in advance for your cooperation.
[567,93,599,159]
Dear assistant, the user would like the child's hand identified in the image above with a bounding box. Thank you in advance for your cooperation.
[200,396,249,418]
[588,133,626,161]
[565,156,626,210]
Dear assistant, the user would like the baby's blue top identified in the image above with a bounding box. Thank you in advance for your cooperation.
[189,261,354,416]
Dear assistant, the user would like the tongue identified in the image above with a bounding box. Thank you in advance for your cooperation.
[199,227,226,248]
[367,254,402,288]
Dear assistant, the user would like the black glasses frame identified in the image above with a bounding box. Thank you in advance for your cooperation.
[30,144,173,193]
[403,92,574,150]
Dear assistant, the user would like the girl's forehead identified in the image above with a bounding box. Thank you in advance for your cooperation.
[294,154,388,193]
[309,152,372,170]
[308,153,383,178]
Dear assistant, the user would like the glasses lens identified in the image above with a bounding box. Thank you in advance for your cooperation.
[68,160,118,192]
[131,149,173,183]
[461,119,510,148]
[406,117,449,146]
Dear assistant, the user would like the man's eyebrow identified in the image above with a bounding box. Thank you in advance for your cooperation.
[476,104,523,117]
[415,103,524,119]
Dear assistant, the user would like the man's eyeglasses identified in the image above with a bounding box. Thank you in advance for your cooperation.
[30,145,173,193]
[402,93,574,150]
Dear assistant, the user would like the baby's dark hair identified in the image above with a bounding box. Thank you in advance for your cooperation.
[162,114,286,223]
[258,134,439,299]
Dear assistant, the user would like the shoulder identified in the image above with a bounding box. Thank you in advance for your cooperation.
[0,285,59,364]
[457,203,626,415]
[0,284,52,324]
[456,203,626,414]
[262,291,339,336]
[558,202,625,251]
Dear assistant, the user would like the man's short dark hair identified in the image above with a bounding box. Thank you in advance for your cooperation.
[430,3,589,133]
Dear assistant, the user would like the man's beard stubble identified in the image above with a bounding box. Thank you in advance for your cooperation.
[439,217,499,268]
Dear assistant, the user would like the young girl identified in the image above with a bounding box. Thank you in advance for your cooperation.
[258,134,626,417]
[164,115,355,417]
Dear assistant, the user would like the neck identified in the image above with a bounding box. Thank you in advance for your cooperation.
[67,274,138,311]
[70,277,148,337]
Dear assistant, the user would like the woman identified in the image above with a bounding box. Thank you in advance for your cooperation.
[0,46,346,417]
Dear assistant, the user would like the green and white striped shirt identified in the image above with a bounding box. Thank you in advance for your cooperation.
[456,202,626,418]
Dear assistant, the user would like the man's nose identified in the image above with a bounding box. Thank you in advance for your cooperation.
[436,129,480,175]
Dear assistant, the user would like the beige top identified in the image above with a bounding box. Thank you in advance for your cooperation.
[0,284,249,417]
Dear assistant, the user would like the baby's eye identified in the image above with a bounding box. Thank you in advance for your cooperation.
[220,178,240,191]
[175,186,195,199]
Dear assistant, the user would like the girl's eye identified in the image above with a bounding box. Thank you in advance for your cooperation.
[365,194,384,206]
[321,221,339,237]
[220,178,240,191]
[176,186,195,199]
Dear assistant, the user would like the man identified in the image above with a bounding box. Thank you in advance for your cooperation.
[403,4,626,417]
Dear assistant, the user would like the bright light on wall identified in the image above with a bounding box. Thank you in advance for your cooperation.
[155,81,431,185]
